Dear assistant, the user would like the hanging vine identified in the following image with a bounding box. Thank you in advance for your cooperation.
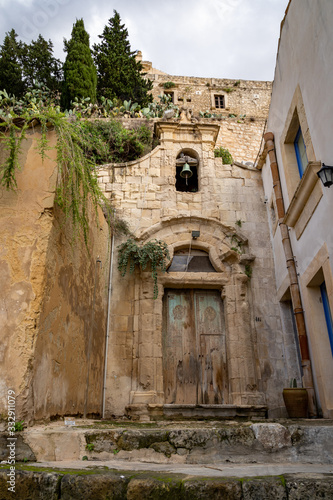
[117,238,170,299]
[0,87,155,246]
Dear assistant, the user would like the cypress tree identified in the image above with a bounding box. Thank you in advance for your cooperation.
[62,19,97,110]
[21,35,62,92]
[93,10,152,106]
[0,30,25,97]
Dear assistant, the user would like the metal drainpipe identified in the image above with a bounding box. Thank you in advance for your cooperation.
[102,230,115,418]
[84,256,102,419]
[264,132,317,417]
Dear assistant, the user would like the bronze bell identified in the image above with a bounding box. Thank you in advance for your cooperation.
[180,162,193,184]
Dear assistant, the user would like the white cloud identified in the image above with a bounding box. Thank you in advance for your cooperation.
[0,0,289,81]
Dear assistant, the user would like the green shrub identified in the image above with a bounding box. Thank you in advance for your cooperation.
[77,120,152,164]
[214,147,233,164]
[163,81,176,89]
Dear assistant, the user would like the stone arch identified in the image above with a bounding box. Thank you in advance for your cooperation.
[137,215,248,274]
[125,215,264,417]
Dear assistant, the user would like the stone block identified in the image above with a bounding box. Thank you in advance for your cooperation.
[0,470,61,500]
[139,343,154,358]
[285,475,333,499]
[251,423,292,451]
[242,477,287,500]
[183,479,242,499]
[60,473,128,500]
[112,315,131,332]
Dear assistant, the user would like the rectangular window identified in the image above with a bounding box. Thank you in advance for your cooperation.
[320,281,333,356]
[214,95,225,109]
[164,91,174,103]
[294,127,308,177]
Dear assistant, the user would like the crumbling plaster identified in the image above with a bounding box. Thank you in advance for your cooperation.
[0,129,110,423]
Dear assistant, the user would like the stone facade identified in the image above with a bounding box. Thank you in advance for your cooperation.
[137,50,272,120]
[0,44,309,423]
[98,108,298,418]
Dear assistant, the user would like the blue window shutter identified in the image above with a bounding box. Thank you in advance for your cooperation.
[320,281,333,357]
[294,127,308,177]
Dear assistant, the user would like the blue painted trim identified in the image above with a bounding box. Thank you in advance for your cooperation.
[320,281,333,357]
[294,127,307,178]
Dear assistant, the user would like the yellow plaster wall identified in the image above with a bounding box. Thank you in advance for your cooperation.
[0,129,110,423]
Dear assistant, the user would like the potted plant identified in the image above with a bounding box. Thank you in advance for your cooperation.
[283,379,308,418]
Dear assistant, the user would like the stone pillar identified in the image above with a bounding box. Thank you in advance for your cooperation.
[225,273,265,405]
[130,274,165,405]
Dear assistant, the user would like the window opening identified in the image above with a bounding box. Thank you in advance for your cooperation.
[320,281,333,356]
[168,249,216,273]
[164,91,174,103]
[294,127,308,177]
[175,152,198,192]
[215,95,225,109]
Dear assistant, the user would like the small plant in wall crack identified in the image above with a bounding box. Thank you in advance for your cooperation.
[244,264,253,279]
[230,235,244,255]
[214,147,233,164]
[117,238,170,299]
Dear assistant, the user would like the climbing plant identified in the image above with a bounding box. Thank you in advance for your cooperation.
[117,238,170,299]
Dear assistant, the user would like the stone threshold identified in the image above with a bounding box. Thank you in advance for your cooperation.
[126,403,268,421]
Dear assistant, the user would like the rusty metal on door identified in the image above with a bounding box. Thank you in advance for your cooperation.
[163,289,228,405]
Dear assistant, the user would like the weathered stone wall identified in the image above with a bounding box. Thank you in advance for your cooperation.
[98,119,294,418]
[148,73,272,119]
[0,129,110,423]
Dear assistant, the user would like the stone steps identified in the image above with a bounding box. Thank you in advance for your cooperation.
[0,465,333,499]
[1,419,332,465]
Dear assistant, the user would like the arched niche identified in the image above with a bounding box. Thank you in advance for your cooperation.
[175,149,199,193]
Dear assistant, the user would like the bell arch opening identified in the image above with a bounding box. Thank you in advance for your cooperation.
[175,149,199,192]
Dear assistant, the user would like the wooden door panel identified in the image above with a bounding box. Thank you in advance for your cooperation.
[163,290,197,404]
[195,291,227,404]
[163,289,227,405]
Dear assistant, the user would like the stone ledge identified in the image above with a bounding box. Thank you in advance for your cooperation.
[0,468,332,500]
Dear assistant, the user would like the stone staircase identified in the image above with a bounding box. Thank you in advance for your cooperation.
[0,418,333,499]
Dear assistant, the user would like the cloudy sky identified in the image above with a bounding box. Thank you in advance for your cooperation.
[1,0,288,81]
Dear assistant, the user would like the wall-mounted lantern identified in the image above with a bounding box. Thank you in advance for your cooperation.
[317,163,333,188]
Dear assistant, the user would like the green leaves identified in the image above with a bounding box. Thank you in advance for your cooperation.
[214,147,233,164]
[118,239,170,299]
[62,19,97,110]
[93,10,153,106]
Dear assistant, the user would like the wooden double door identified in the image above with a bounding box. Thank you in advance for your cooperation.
[162,289,228,405]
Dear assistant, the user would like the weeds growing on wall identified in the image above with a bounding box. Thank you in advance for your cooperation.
[0,86,153,246]
[117,238,170,299]
[214,146,233,164]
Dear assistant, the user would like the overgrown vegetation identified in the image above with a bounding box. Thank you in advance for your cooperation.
[72,119,152,164]
[244,264,253,279]
[214,146,233,164]
[163,82,176,89]
[0,86,155,246]
[117,238,170,299]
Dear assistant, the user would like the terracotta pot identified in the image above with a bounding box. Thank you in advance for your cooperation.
[283,388,308,418]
